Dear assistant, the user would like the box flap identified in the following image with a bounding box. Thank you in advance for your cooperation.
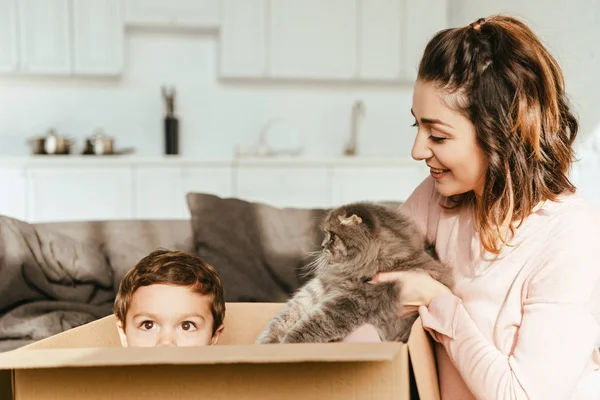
[408,318,441,400]
[0,342,405,370]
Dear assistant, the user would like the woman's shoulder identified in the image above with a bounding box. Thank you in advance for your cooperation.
[538,191,600,238]
[525,193,600,308]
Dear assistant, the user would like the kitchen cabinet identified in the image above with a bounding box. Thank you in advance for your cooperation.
[0,168,27,221]
[72,0,124,75]
[403,0,449,81]
[0,0,18,72]
[218,0,448,83]
[358,0,403,81]
[123,0,220,29]
[330,165,427,206]
[0,158,428,223]
[181,165,234,207]
[18,0,71,74]
[218,0,267,78]
[135,165,233,219]
[268,0,358,80]
[235,166,330,209]
[27,167,133,222]
[135,166,185,219]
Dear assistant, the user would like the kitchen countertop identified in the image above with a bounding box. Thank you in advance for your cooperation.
[0,155,423,168]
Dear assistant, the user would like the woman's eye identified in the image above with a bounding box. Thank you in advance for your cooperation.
[141,321,155,330]
[181,321,197,331]
[410,121,418,127]
[429,135,446,143]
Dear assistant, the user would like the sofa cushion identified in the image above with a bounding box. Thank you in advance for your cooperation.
[0,216,115,351]
[34,220,195,291]
[186,193,328,302]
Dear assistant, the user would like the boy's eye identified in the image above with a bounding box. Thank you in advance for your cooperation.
[181,321,197,331]
[141,321,155,330]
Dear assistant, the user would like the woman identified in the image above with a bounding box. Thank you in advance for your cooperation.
[354,15,600,399]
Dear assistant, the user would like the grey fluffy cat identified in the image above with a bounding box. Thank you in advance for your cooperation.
[255,202,453,344]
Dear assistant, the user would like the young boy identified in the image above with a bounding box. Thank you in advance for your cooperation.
[113,249,225,347]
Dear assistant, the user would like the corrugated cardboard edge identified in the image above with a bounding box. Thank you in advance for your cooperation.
[408,318,441,400]
[0,303,439,399]
[0,342,406,369]
[0,367,11,400]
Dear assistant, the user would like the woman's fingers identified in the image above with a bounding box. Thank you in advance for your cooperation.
[367,271,406,284]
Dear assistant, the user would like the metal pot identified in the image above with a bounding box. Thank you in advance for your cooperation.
[28,129,72,155]
[84,129,114,155]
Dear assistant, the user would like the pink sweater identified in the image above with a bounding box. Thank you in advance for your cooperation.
[401,177,600,400]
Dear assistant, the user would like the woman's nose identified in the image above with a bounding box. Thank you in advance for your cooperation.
[411,131,433,161]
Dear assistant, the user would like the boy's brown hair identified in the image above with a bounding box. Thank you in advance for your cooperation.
[113,248,225,335]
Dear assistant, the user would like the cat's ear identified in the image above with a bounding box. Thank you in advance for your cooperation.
[338,214,362,225]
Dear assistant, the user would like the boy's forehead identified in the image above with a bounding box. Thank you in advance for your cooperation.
[127,284,213,318]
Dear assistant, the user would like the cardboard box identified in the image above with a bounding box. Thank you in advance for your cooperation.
[0,303,439,399]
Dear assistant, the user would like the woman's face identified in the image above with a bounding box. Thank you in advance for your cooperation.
[410,80,488,198]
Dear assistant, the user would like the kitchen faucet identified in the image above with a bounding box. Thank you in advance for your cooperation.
[344,100,366,156]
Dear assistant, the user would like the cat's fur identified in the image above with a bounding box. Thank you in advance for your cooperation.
[255,202,453,344]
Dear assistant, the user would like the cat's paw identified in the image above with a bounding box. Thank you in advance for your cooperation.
[281,330,316,344]
[256,331,282,344]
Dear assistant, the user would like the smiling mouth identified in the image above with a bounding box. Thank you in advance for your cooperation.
[430,167,449,174]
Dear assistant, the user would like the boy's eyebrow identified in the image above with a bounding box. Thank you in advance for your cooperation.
[131,312,206,321]
[181,313,206,321]
[132,312,160,320]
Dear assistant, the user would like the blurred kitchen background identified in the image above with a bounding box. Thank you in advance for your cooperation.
[0,0,599,223]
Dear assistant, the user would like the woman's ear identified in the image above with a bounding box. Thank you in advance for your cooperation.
[116,320,128,348]
[209,324,225,345]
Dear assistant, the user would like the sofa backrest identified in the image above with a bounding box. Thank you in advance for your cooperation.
[33,219,194,290]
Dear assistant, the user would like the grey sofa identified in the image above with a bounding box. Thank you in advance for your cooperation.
[0,193,337,352]
[0,192,401,352]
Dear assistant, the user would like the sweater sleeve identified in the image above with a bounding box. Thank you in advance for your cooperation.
[418,211,600,400]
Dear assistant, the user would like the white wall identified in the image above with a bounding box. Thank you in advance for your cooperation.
[0,29,415,159]
[449,0,600,144]
[0,0,598,161]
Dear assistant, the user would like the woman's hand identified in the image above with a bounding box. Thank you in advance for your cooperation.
[368,270,452,318]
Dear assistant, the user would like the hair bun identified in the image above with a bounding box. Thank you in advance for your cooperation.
[470,17,486,32]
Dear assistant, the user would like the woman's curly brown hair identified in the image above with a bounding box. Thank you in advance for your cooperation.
[418,14,579,254]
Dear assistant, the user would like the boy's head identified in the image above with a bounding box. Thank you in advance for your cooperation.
[114,249,225,348]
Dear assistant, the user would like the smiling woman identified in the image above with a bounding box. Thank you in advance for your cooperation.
[410,80,488,200]
[348,14,600,400]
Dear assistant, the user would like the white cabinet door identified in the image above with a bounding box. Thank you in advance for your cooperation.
[218,0,267,78]
[330,166,427,206]
[28,167,133,223]
[124,0,220,29]
[72,0,124,75]
[403,0,448,81]
[235,166,329,209]
[0,168,27,221]
[135,166,185,219]
[269,0,358,80]
[358,0,402,81]
[135,165,234,219]
[18,0,71,74]
[0,0,18,72]
[182,166,234,216]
